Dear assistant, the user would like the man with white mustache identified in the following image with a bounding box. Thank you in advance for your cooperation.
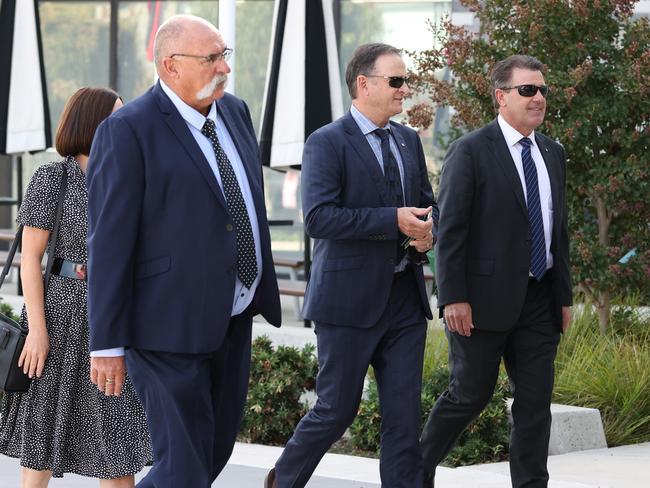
[86,14,281,488]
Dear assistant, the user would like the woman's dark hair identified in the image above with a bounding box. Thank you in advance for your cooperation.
[55,87,121,157]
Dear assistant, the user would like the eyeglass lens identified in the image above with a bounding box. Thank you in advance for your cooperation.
[517,84,549,97]
[388,77,408,89]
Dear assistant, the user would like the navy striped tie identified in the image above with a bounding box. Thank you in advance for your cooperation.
[519,137,547,281]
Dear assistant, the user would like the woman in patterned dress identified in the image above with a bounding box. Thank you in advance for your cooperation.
[0,87,151,487]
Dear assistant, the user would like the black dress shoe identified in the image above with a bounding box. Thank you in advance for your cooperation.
[423,471,434,488]
[264,467,277,488]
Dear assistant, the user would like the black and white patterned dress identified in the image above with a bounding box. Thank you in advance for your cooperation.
[0,157,152,479]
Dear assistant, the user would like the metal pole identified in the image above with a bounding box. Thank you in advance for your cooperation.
[219,0,237,94]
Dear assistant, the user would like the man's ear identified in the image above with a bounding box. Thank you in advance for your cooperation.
[357,75,368,96]
[495,88,506,107]
[161,57,180,80]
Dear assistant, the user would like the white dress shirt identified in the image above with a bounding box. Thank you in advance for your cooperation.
[497,114,554,272]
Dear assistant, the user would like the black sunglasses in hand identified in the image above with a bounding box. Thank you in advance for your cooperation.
[501,84,549,97]
[365,75,410,89]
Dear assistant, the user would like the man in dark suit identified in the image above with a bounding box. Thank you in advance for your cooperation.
[265,43,438,488]
[86,15,281,488]
[420,54,573,488]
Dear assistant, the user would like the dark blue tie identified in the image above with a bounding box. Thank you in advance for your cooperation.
[374,128,406,262]
[519,137,547,281]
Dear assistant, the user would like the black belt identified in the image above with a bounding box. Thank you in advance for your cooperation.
[51,258,87,281]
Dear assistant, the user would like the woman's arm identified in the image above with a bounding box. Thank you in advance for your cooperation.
[18,225,50,378]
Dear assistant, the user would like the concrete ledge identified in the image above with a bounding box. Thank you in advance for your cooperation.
[506,399,607,455]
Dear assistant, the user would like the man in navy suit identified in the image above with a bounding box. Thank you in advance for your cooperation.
[86,15,281,487]
[265,43,438,488]
[420,55,573,488]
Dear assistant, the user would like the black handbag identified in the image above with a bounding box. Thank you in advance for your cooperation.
[0,167,67,393]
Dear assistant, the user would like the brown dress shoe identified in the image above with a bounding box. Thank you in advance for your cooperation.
[264,467,277,488]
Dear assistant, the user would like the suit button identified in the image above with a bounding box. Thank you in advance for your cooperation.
[226,224,234,232]
[228,266,235,276]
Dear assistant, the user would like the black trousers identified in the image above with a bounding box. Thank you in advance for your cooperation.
[420,274,561,488]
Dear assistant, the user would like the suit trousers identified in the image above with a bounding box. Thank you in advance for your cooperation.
[275,268,427,488]
[420,273,561,488]
[126,311,253,488]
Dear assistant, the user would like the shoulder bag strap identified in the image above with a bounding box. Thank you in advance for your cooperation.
[0,226,23,289]
[43,166,68,292]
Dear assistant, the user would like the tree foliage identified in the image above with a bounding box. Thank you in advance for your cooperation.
[407,0,650,331]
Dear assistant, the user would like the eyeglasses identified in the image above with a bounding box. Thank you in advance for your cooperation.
[170,48,233,64]
[366,75,410,89]
[501,84,549,97]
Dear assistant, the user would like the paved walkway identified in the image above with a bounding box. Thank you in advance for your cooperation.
[1,441,649,487]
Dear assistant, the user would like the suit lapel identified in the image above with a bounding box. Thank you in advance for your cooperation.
[390,123,415,206]
[485,119,527,216]
[342,113,392,205]
[154,84,229,211]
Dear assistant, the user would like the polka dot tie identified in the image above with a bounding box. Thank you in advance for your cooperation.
[202,118,258,289]
[520,137,547,281]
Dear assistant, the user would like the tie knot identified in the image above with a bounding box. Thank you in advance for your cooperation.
[374,128,390,142]
[202,118,216,138]
[519,137,532,148]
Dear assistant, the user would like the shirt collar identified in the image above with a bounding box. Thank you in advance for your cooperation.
[350,104,390,136]
[160,79,217,131]
[497,114,537,149]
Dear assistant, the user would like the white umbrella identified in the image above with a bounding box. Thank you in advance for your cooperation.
[259,0,343,168]
[0,0,51,155]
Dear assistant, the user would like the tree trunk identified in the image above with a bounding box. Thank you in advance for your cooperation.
[595,197,611,333]
[597,290,611,334]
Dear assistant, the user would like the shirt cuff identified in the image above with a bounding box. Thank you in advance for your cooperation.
[90,347,125,357]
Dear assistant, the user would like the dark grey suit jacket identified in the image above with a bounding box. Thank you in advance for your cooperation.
[435,119,572,331]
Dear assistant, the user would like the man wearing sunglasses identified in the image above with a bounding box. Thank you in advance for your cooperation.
[420,54,572,488]
[265,43,437,488]
[87,15,281,487]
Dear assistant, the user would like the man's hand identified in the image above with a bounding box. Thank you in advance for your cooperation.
[90,356,126,396]
[397,206,433,241]
[444,302,474,337]
[18,327,50,379]
[409,233,433,252]
[562,306,572,333]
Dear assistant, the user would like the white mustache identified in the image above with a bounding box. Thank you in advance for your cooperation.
[196,74,228,100]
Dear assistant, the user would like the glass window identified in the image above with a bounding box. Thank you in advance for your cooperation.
[39,2,111,139]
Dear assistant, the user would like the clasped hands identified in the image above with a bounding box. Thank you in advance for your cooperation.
[397,206,434,252]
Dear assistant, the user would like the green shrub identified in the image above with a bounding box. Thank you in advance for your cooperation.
[554,304,650,446]
[239,335,318,445]
[0,298,20,322]
[349,326,511,466]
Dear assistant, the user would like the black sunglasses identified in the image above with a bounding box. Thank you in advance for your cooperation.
[366,75,410,89]
[501,84,549,97]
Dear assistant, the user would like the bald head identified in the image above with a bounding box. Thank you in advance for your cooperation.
[153,15,219,73]
[153,14,231,115]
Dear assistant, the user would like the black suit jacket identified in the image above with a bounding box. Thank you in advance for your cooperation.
[435,119,572,331]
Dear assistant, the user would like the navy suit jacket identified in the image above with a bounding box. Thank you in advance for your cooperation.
[87,83,281,353]
[301,111,436,327]
[435,119,572,331]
